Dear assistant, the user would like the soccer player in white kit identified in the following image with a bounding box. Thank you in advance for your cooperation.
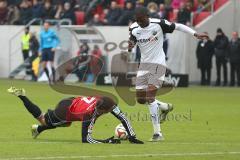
[128,7,208,141]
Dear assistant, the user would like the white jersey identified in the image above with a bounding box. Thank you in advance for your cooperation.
[129,18,176,66]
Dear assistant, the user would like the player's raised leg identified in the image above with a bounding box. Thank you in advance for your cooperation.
[7,86,56,138]
[8,86,45,124]
[136,89,147,104]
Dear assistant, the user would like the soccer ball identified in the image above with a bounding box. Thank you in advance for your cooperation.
[115,123,128,140]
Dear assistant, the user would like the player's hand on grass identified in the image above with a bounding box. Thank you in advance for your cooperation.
[194,33,209,40]
[104,136,121,144]
[128,136,144,144]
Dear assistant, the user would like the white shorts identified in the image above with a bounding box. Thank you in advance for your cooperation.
[135,63,166,90]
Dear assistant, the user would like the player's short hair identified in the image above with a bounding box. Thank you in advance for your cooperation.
[134,7,149,16]
[96,97,116,111]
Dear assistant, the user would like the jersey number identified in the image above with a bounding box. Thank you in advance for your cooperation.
[81,97,96,104]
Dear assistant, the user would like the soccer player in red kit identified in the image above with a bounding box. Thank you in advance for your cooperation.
[8,87,143,144]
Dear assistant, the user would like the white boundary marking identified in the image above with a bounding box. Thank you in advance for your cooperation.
[0,152,240,160]
[1,141,240,146]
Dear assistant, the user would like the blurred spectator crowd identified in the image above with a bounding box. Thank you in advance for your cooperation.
[0,0,212,25]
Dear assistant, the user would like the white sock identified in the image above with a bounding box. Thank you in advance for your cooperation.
[155,99,168,111]
[148,100,161,135]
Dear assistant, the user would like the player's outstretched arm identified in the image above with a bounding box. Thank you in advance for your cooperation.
[111,106,144,144]
[83,113,121,144]
[174,23,209,40]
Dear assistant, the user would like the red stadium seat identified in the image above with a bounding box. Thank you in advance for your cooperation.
[214,0,229,11]
[117,0,125,8]
[193,11,211,26]
[75,11,85,25]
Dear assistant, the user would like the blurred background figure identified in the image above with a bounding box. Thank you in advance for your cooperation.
[144,0,164,6]
[228,31,240,86]
[87,45,103,83]
[214,28,229,86]
[55,2,76,25]
[171,0,181,10]
[147,2,159,18]
[29,32,39,81]
[41,1,55,20]
[88,14,103,26]
[0,0,8,25]
[21,26,30,76]
[21,26,30,61]
[31,0,43,22]
[158,3,167,19]
[177,2,191,25]
[39,21,60,83]
[19,0,32,25]
[60,2,76,25]
[78,42,90,57]
[196,32,214,85]
[117,1,134,26]
[7,3,20,25]
[196,0,211,12]
[74,43,90,82]
[104,1,122,25]
[29,32,39,58]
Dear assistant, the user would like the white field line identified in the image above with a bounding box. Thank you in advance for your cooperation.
[1,152,240,160]
[0,141,240,146]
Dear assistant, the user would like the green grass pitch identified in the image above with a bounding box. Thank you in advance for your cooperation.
[0,79,240,160]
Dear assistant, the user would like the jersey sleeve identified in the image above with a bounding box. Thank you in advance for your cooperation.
[129,27,137,43]
[111,105,136,137]
[159,19,176,34]
[85,112,102,143]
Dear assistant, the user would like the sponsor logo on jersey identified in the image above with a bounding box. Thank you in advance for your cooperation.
[137,36,158,43]
[152,30,158,36]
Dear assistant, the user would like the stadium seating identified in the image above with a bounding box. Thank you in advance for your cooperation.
[117,0,125,8]
[75,11,85,25]
[193,11,211,26]
[214,0,229,11]
[193,0,228,25]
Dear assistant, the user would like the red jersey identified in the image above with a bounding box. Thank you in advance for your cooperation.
[66,96,99,122]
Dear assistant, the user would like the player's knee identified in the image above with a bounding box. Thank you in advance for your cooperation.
[37,114,46,126]
[137,98,146,104]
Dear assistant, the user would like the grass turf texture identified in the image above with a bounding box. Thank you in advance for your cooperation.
[0,79,240,160]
